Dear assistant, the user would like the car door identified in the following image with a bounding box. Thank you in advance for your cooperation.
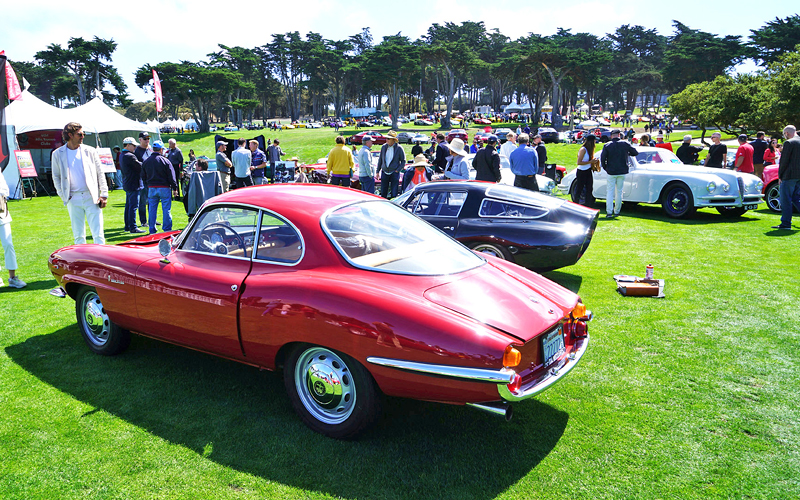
[405,189,467,237]
[134,205,259,359]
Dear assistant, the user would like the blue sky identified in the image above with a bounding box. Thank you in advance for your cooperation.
[2,0,795,103]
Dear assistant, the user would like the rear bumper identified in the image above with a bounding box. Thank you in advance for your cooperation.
[498,334,589,402]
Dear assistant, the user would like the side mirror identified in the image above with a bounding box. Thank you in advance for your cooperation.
[158,238,172,261]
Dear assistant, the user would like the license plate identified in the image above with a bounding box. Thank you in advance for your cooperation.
[744,204,758,210]
[542,327,565,367]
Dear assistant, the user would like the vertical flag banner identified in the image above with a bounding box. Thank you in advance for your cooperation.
[0,52,10,172]
[5,61,22,101]
[153,69,163,113]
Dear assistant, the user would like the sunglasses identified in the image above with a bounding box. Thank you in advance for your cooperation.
[73,131,85,137]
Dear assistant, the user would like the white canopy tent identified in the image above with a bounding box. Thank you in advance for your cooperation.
[2,91,160,198]
[503,102,534,114]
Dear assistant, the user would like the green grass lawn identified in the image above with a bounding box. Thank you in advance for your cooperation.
[1,129,799,498]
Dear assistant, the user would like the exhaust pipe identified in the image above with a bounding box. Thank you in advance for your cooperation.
[467,402,513,421]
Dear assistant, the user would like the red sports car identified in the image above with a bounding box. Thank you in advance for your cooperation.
[48,185,591,438]
[446,129,469,142]
[763,165,780,213]
[349,131,387,145]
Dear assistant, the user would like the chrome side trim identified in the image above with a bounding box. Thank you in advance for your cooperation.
[498,334,589,402]
[366,357,515,384]
[467,402,513,421]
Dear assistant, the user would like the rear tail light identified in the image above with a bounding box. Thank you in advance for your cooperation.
[571,302,587,319]
[573,321,587,338]
[506,373,522,393]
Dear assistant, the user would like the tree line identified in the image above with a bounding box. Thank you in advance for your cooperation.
[11,16,800,133]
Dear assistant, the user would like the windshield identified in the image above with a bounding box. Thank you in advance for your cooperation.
[323,201,483,275]
[637,150,682,165]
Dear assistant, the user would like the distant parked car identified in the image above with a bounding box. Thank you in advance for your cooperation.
[307,122,322,129]
[396,131,419,144]
[538,127,559,144]
[349,131,387,145]
[224,125,239,132]
[586,127,613,142]
[414,119,434,126]
[495,128,513,142]
[446,129,469,142]
[411,134,429,144]
[357,120,374,128]
[463,153,557,195]
[474,118,492,125]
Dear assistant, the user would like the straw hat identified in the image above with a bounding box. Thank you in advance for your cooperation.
[449,138,468,156]
[385,130,399,141]
[410,154,430,168]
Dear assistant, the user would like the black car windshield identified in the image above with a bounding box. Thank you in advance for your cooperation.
[323,201,483,275]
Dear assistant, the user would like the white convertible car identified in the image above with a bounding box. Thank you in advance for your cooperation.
[558,146,763,218]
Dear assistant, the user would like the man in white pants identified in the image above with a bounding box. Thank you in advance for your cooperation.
[599,129,638,218]
[0,170,26,288]
[51,122,108,244]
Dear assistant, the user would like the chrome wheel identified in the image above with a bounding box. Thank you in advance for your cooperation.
[471,243,509,260]
[294,347,356,425]
[79,290,110,347]
[766,182,781,213]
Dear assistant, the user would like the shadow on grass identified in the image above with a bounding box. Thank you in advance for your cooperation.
[0,279,59,294]
[541,270,583,294]
[592,202,763,225]
[7,328,568,500]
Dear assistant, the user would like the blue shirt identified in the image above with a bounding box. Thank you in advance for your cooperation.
[251,148,266,177]
[509,144,538,176]
[231,146,252,178]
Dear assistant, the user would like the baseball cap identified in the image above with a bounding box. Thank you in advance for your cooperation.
[122,137,136,145]
[611,129,621,135]
[738,134,748,142]
[485,134,498,143]
[152,140,164,149]
[138,131,150,139]
[216,140,228,147]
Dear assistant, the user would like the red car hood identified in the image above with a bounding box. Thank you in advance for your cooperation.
[423,261,577,342]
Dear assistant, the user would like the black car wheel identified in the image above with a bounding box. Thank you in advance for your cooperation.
[470,243,512,260]
[765,182,781,213]
[284,345,381,439]
[661,183,697,219]
[75,287,131,356]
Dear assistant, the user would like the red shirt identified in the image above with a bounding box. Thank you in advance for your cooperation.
[735,143,754,173]
[654,142,674,152]
[763,148,776,165]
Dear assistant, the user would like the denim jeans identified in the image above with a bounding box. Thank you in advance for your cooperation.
[252,175,266,185]
[779,178,800,227]
[359,175,376,194]
[148,187,172,234]
[380,171,400,199]
[330,175,351,187]
[124,189,139,231]
[138,187,148,225]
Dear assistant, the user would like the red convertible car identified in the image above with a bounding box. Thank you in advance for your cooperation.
[48,185,591,438]
[349,131,387,145]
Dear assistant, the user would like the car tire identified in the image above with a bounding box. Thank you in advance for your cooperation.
[661,183,697,219]
[284,345,381,439]
[470,242,512,260]
[765,182,781,213]
[716,206,748,217]
[75,287,131,356]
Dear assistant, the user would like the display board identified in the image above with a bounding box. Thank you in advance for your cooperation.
[97,148,118,174]
[14,150,37,177]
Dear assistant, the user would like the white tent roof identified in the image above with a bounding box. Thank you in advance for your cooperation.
[5,90,158,135]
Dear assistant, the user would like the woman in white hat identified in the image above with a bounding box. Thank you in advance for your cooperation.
[401,154,434,193]
[443,138,470,180]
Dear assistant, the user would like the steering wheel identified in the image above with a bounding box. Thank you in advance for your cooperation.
[196,222,246,253]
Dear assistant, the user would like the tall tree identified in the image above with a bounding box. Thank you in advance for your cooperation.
[749,15,800,66]
[662,21,748,93]
[265,32,308,121]
[35,36,128,106]
[362,35,420,129]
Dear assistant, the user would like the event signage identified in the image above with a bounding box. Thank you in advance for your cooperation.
[97,148,118,174]
[14,150,37,178]
[16,130,63,150]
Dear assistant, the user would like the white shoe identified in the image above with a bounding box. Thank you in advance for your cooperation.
[8,276,27,288]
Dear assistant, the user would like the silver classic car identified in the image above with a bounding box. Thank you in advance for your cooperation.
[558,146,763,218]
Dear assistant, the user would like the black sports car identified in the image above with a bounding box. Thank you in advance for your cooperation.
[393,181,599,272]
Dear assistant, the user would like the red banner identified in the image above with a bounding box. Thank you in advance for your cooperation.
[5,60,22,101]
[17,130,63,150]
[152,69,162,113]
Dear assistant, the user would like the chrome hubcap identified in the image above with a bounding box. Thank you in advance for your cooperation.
[295,347,355,424]
[81,292,110,346]
[473,244,505,259]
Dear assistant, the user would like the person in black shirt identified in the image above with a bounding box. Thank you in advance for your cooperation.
[411,142,423,157]
[705,132,727,168]
[473,135,501,182]
[749,131,769,179]
[676,135,704,165]
[533,134,548,174]
[433,134,449,173]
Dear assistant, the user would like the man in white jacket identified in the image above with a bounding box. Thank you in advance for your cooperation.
[51,122,108,244]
